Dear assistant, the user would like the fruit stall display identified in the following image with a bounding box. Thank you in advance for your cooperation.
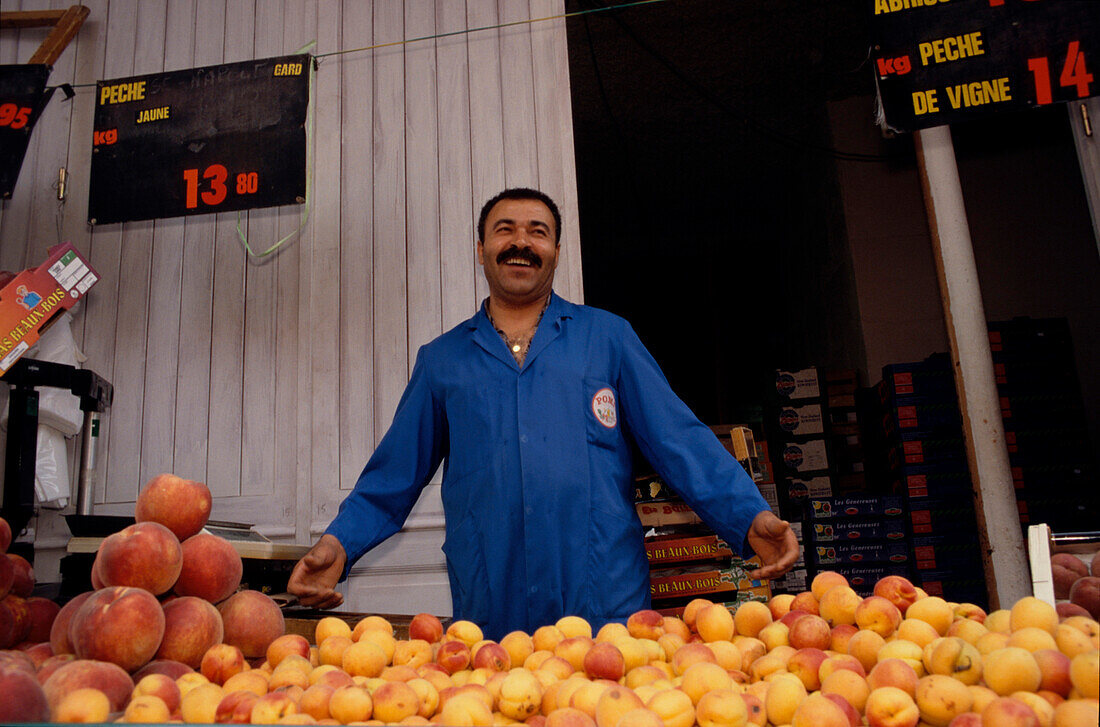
[0,477,1098,725]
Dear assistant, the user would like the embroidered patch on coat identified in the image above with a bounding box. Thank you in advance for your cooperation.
[592,387,617,429]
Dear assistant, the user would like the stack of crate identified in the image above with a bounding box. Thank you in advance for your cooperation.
[768,367,833,515]
[802,495,913,596]
[632,427,773,616]
[824,369,869,496]
[988,317,1099,533]
[874,353,988,609]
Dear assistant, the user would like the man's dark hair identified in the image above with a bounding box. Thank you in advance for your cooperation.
[477,188,562,244]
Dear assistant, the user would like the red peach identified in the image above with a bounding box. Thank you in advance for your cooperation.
[69,586,165,672]
[980,696,1040,726]
[173,532,243,603]
[132,659,194,682]
[24,596,60,643]
[35,653,76,684]
[1068,576,1100,620]
[267,633,311,669]
[0,516,11,553]
[0,598,16,649]
[7,553,34,597]
[133,672,182,714]
[874,575,920,615]
[408,612,445,643]
[0,661,49,722]
[21,641,53,668]
[583,641,625,681]
[95,522,182,595]
[156,596,224,669]
[42,658,134,713]
[49,591,94,655]
[436,639,472,674]
[200,642,247,685]
[471,641,511,672]
[627,609,665,640]
[780,608,812,628]
[789,614,832,651]
[217,589,285,658]
[1032,648,1072,697]
[0,550,12,600]
[787,647,829,691]
[135,473,212,541]
[215,689,259,722]
[1056,602,1091,619]
[4,595,32,645]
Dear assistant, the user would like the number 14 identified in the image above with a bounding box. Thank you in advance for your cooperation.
[1028,41,1094,105]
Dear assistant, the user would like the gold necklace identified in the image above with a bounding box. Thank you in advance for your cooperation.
[487,298,549,365]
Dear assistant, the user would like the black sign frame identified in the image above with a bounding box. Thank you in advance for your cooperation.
[0,64,54,199]
[88,54,310,225]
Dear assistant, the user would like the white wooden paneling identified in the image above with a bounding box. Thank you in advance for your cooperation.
[0,1,583,611]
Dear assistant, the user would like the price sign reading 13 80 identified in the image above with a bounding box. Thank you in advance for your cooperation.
[88,55,309,226]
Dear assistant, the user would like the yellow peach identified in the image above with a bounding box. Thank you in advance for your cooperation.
[905,597,953,636]
[1069,650,1099,699]
[695,688,749,727]
[1009,596,1059,635]
[983,646,1042,696]
[645,687,695,727]
[914,674,973,726]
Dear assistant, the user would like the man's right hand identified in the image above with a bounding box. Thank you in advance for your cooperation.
[287,533,347,609]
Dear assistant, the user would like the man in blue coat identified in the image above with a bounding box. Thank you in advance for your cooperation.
[288,188,799,639]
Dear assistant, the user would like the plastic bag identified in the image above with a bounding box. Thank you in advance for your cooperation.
[34,424,70,509]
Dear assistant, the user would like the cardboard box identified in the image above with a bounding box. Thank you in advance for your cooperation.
[889,437,967,468]
[908,499,978,535]
[778,439,829,474]
[756,481,780,514]
[809,517,907,543]
[771,567,809,594]
[816,563,913,594]
[649,558,767,602]
[893,469,972,500]
[775,403,824,437]
[774,368,821,401]
[785,475,833,501]
[911,535,983,572]
[809,496,905,519]
[635,499,702,528]
[1,243,99,374]
[645,533,733,567]
[810,541,910,567]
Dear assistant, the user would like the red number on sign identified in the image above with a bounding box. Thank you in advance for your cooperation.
[183,164,229,209]
[0,103,31,129]
[1059,41,1094,98]
[183,168,199,208]
[236,172,258,194]
[202,164,228,206]
[1028,56,1053,105]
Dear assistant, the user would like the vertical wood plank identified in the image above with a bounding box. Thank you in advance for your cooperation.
[404,3,441,362]
[172,0,225,482]
[334,0,374,506]
[237,0,283,499]
[529,0,583,303]
[104,0,166,502]
[139,0,195,483]
[434,1,478,331]
[59,0,110,352]
[309,0,343,540]
[205,0,253,498]
[371,1,407,447]
[497,0,539,187]
[465,0,505,304]
[81,0,138,503]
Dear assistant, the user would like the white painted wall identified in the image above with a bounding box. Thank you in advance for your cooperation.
[0,0,583,616]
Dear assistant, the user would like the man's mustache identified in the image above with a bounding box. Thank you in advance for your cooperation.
[496,246,542,268]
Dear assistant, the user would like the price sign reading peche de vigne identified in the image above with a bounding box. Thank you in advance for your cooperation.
[871,0,1100,133]
[88,54,310,225]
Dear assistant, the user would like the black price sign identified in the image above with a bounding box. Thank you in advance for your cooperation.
[0,64,53,199]
[871,0,1100,133]
[88,54,310,225]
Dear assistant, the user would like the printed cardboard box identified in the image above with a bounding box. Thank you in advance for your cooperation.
[1,243,99,374]
[645,533,733,567]
[649,558,767,602]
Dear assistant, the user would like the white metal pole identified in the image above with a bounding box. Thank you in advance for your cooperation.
[914,125,1031,609]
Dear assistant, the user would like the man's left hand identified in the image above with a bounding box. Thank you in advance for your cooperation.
[745,510,800,580]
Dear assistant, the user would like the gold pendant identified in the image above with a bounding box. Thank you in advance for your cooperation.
[512,343,522,353]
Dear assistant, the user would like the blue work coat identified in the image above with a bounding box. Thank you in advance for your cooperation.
[326,293,769,639]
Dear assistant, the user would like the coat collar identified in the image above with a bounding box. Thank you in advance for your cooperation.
[468,292,573,371]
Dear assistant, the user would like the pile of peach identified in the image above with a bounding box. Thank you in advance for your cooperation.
[1,473,295,723]
[1050,551,1099,621]
[7,567,1100,726]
